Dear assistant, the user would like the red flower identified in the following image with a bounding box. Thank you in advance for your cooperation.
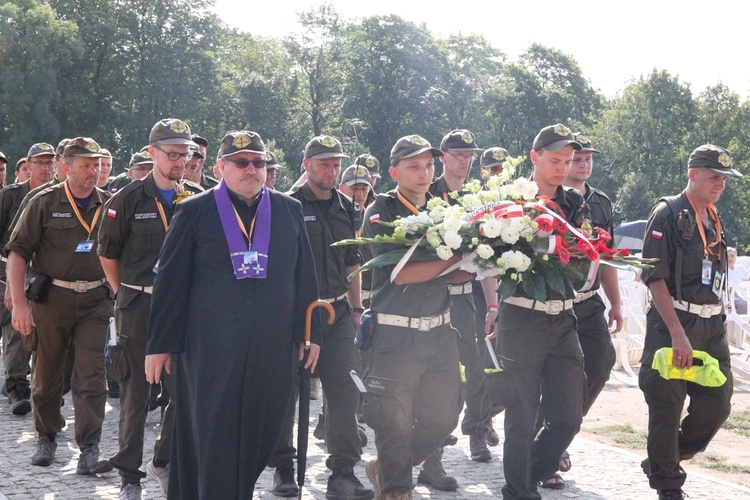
[535,214,554,232]
[594,226,612,242]
[557,246,570,264]
[574,240,599,261]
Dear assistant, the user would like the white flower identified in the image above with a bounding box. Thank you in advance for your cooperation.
[436,246,453,260]
[442,212,463,232]
[481,218,503,238]
[477,244,494,259]
[500,250,531,272]
[426,230,442,249]
[414,212,432,225]
[512,177,539,201]
[500,226,520,244]
[478,189,500,203]
[443,231,463,250]
[461,193,482,211]
[463,179,482,194]
[428,205,447,223]
[427,198,445,211]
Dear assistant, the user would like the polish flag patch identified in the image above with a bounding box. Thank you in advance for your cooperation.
[369,213,381,224]
[107,209,117,218]
[650,230,662,240]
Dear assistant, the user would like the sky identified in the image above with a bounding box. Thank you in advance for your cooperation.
[212,0,750,100]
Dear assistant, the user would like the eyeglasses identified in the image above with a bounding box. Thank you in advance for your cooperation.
[153,145,193,162]
[224,158,267,169]
[30,160,55,167]
[446,152,477,162]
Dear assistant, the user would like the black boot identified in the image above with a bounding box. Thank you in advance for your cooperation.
[417,447,458,491]
[325,465,374,500]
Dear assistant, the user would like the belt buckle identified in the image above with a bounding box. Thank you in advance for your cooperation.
[547,301,563,315]
[417,317,431,332]
[73,281,88,293]
[699,304,713,318]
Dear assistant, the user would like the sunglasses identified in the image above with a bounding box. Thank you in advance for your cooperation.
[225,158,267,169]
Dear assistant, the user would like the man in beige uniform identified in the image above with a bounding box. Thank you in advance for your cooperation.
[6,138,114,475]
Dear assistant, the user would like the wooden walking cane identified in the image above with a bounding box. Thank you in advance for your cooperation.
[298,299,335,499]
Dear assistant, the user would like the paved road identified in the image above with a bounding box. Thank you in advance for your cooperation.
[1,374,749,498]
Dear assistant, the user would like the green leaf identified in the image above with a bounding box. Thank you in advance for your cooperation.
[498,276,517,301]
[522,272,547,301]
[347,248,438,279]
[545,271,567,297]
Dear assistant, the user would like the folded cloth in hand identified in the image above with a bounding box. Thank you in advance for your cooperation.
[651,347,727,387]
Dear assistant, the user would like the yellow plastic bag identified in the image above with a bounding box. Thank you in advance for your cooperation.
[651,348,727,387]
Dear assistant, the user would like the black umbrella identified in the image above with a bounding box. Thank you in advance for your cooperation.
[614,220,648,251]
[298,300,335,499]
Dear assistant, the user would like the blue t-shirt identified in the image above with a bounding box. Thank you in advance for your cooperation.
[157,187,176,205]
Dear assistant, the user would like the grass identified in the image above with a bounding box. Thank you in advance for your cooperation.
[723,409,750,438]
[691,453,750,474]
[589,423,647,449]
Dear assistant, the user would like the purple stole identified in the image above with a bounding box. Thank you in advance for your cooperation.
[214,180,271,279]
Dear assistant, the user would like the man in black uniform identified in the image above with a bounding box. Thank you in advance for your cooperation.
[275,135,371,500]
[0,143,56,415]
[364,135,468,500]
[639,144,736,500]
[190,134,219,189]
[6,137,113,475]
[108,150,154,193]
[491,124,586,499]
[428,129,499,472]
[548,133,622,485]
[98,118,203,500]
[264,150,281,190]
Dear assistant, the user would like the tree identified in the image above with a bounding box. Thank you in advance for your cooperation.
[520,44,603,126]
[0,0,81,163]
[591,70,697,223]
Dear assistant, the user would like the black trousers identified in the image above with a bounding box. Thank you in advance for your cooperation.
[491,303,584,500]
[639,308,732,491]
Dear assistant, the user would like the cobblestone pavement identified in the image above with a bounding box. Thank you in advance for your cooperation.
[1,373,750,499]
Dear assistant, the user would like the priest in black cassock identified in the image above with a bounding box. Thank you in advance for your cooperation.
[145,130,321,499]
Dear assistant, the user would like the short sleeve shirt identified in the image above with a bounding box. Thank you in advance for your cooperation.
[641,192,724,305]
[6,183,111,281]
[363,190,451,316]
[97,173,204,286]
[288,184,362,300]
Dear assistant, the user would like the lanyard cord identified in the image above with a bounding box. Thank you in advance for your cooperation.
[233,206,257,250]
[395,189,421,215]
[154,199,169,232]
[63,181,102,239]
[685,193,722,260]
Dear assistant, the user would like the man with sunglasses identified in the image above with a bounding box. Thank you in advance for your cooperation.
[268,135,370,500]
[425,130,496,483]
[639,145,737,500]
[145,130,320,499]
[97,119,202,499]
[0,143,56,416]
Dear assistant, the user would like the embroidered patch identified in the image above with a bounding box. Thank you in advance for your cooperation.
[107,209,117,218]
[651,230,663,240]
[369,213,381,224]
[304,215,317,222]
[51,212,72,218]
[134,212,158,220]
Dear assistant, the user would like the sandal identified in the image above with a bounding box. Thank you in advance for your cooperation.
[540,472,565,490]
[559,450,572,472]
